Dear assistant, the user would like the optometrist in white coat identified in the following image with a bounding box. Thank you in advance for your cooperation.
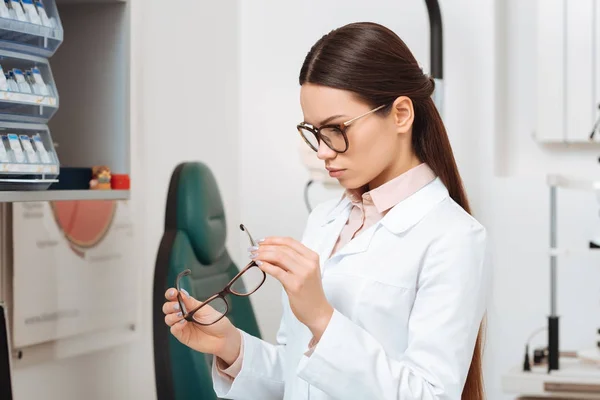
[162,21,490,400]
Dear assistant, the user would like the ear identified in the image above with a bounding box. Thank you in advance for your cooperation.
[391,96,414,134]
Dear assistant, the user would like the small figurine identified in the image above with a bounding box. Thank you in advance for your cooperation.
[90,165,111,190]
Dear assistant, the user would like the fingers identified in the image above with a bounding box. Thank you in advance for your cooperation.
[256,261,291,287]
[259,236,316,260]
[164,287,202,314]
[164,310,185,327]
[162,301,181,315]
[252,245,298,272]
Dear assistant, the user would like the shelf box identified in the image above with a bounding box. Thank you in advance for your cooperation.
[0,0,63,58]
[0,121,59,191]
[0,49,58,123]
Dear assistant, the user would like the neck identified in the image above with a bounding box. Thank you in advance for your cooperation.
[367,152,421,191]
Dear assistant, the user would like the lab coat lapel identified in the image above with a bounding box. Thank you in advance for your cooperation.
[331,223,377,259]
[316,198,352,271]
[331,178,449,260]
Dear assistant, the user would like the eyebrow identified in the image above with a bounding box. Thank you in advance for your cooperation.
[318,114,347,126]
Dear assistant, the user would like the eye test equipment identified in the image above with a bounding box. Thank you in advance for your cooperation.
[300,0,445,212]
[503,174,600,399]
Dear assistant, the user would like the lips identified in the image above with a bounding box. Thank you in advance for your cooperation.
[326,167,346,178]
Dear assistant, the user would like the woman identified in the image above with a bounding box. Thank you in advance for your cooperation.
[163,22,489,400]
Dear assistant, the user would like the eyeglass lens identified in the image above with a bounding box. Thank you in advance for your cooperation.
[230,264,265,295]
[176,271,229,325]
[298,126,346,152]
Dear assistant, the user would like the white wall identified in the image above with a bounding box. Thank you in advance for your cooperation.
[11,1,241,399]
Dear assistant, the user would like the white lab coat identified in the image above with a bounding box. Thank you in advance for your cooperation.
[212,177,490,400]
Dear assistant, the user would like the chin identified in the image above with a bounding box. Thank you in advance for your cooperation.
[337,177,365,191]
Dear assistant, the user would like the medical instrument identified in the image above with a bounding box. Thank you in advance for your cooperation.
[301,0,445,212]
[503,175,600,398]
[540,175,600,373]
[523,326,547,371]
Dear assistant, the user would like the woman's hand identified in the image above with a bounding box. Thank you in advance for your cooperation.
[163,288,241,365]
[250,237,333,341]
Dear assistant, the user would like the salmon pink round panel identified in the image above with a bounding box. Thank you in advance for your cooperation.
[50,200,117,248]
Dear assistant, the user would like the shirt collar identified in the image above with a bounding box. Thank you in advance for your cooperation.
[344,163,437,214]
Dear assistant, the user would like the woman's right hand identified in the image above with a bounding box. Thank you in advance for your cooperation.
[163,288,242,365]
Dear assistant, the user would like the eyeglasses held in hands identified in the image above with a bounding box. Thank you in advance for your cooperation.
[175,224,266,326]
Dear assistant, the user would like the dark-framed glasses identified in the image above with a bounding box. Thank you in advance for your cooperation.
[296,104,387,153]
[175,224,266,326]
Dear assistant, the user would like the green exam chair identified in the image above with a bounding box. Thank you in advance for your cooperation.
[153,162,262,400]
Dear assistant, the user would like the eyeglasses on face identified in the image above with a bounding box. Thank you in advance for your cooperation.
[175,224,266,326]
[296,104,388,153]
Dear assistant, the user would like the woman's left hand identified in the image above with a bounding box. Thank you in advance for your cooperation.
[250,236,333,341]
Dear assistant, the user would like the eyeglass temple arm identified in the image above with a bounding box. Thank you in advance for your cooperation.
[343,104,387,126]
[239,224,256,247]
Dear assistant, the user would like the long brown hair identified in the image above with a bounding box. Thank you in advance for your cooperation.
[299,22,486,400]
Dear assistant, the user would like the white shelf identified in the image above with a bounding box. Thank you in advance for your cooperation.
[547,174,600,191]
[0,189,129,202]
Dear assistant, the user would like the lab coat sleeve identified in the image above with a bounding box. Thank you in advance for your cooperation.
[211,317,288,400]
[296,223,489,400]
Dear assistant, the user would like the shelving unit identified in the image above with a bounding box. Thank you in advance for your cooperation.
[0,0,135,387]
[0,0,132,201]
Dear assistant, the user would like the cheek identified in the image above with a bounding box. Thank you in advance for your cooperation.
[349,129,394,166]
[340,133,394,186]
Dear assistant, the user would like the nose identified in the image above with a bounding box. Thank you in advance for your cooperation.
[316,140,336,161]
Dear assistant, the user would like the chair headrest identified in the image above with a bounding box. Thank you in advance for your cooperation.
[166,162,227,265]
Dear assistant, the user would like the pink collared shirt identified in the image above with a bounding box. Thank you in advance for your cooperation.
[216,162,437,380]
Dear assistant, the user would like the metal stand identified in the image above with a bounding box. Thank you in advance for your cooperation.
[545,174,600,371]
[548,185,559,371]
